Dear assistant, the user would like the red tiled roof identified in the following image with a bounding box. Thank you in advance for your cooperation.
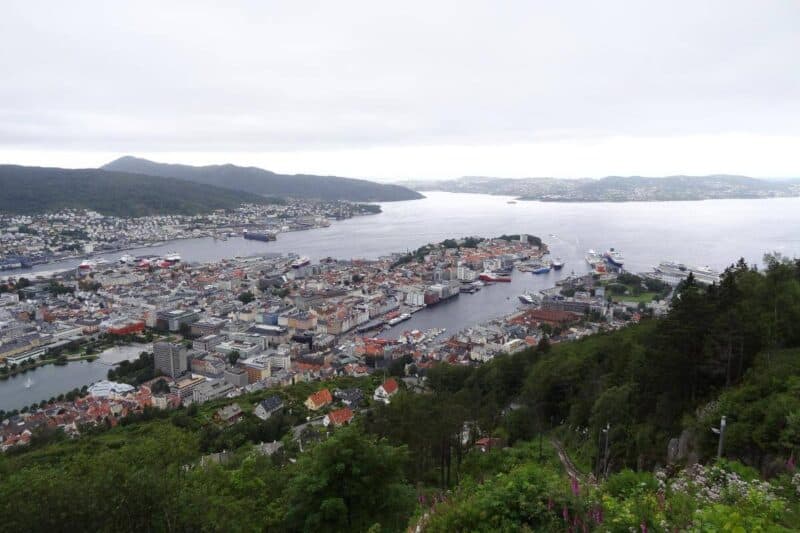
[382,378,399,395]
[327,407,353,426]
[307,388,333,408]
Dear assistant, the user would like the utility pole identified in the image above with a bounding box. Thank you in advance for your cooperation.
[603,423,610,475]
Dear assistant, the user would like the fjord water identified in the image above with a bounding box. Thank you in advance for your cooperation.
[26,191,800,274]
[6,193,800,410]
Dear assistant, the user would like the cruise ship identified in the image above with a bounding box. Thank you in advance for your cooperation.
[654,261,721,286]
[603,248,625,268]
[291,256,311,269]
[585,249,603,267]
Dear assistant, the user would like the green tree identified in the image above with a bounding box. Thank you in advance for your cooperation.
[285,425,414,532]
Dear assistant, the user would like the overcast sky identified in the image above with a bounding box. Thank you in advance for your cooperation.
[1,1,799,180]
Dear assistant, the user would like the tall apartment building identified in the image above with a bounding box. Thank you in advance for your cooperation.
[153,341,188,378]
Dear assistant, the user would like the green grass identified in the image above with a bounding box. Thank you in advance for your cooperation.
[615,291,658,304]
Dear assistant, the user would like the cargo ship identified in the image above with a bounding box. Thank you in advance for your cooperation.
[243,229,277,242]
[479,271,512,282]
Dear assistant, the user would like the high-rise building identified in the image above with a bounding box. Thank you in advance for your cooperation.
[153,341,188,378]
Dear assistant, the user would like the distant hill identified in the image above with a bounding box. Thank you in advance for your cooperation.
[0,165,276,216]
[103,156,424,202]
[399,174,800,201]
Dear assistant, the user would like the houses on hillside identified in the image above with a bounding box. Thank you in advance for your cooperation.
[304,388,333,411]
[373,378,399,404]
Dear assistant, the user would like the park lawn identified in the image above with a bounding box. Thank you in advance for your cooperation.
[615,291,658,303]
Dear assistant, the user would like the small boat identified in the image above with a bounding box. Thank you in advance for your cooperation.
[518,292,537,305]
[78,260,94,271]
[119,254,135,264]
[529,261,551,274]
[164,252,181,263]
[507,200,517,204]
[551,258,565,270]
[25,377,33,389]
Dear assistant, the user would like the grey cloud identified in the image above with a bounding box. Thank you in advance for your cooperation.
[1,0,798,152]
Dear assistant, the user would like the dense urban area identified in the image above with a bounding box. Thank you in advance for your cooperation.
[0,201,379,270]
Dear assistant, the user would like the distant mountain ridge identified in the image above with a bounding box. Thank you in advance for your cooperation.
[399,174,800,201]
[103,156,424,202]
[0,165,277,216]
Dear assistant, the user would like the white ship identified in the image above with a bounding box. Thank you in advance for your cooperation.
[585,249,605,269]
[654,261,721,286]
[518,291,538,305]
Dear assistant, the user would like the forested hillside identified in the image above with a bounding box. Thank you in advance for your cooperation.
[0,165,275,216]
[103,156,425,202]
[1,255,799,531]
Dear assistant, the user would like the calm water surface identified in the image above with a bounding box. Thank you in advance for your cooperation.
[0,345,149,412]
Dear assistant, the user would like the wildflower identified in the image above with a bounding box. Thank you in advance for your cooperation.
[571,476,580,497]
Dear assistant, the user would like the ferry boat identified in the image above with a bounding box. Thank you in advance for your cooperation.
[604,248,625,268]
[243,229,277,242]
[479,271,512,282]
